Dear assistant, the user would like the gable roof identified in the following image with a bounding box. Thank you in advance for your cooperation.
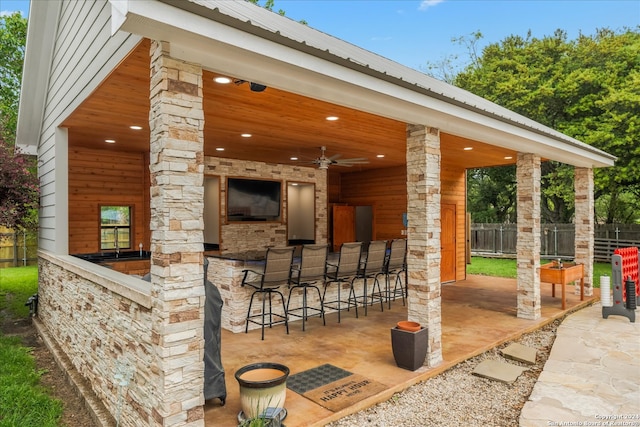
[18,0,615,168]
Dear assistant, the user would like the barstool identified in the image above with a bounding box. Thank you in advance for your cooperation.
[348,240,387,316]
[323,242,363,322]
[241,246,295,340]
[385,238,407,308]
[287,244,328,331]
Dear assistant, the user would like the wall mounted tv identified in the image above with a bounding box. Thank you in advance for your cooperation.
[227,178,282,221]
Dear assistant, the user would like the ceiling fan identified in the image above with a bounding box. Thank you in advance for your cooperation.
[312,146,369,170]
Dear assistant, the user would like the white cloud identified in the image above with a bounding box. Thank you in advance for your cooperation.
[0,10,24,17]
[418,0,445,11]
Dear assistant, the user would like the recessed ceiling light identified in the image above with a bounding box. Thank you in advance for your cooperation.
[216,147,225,151]
[326,116,339,121]
[504,156,513,160]
[214,76,232,84]
[376,154,385,158]
[291,183,299,186]
[129,125,142,130]
[241,133,252,138]
[105,139,115,143]
[290,156,298,161]
[463,147,473,151]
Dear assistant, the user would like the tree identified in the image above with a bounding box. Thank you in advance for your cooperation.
[0,141,39,230]
[0,12,27,147]
[453,27,640,224]
[246,0,307,24]
[467,166,516,223]
[0,12,38,231]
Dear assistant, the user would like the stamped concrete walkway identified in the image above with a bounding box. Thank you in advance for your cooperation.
[520,303,640,426]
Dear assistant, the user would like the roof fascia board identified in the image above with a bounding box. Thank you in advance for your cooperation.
[111,0,614,168]
[173,38,616,168]
[16,0,62,155]
[161,0,615,167]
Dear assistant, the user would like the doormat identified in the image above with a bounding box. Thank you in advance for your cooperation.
[287,364,387,412]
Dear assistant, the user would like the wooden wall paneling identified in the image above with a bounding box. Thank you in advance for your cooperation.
[338,166,407,242]
[327,170,341,203]
[68,148,146,254]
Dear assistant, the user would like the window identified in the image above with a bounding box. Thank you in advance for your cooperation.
[100,206,132,251]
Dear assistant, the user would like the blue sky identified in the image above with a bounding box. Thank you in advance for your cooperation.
[2,0,639,71]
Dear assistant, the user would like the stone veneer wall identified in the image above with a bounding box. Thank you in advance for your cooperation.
[38,254,153,427]
[516,153,542,320]
[574,167,594,296]
[405,124,443,367]
[148,41,206,426]
[203,158,328,253]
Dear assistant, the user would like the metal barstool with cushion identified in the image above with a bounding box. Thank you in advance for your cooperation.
[385,238,408,308]
[348,240,388,316]
[287,244,328,331]
[241,246,295,340]
[323,242,363,322]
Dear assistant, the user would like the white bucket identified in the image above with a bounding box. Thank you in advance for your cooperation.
[600,275,612,307]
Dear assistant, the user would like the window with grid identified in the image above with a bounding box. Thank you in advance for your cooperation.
[100,206,132,250]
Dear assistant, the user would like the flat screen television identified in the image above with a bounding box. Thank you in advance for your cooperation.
[227,177,282,221]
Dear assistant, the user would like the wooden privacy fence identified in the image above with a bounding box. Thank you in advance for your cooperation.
[471,223,640,262]
[0,229,38,268]
[3,224,639,267]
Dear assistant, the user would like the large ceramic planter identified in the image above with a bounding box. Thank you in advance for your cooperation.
[235,362,289,419]
[390,326,428,371]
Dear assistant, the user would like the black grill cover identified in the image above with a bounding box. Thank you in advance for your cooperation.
[203,258,226,403]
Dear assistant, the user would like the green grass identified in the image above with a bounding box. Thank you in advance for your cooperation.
[0,335,63,427]
[467,256,611,287]
[0,266,64,427]
[0,266,38,318]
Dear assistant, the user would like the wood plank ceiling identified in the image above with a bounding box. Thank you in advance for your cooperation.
[62,39,518,172]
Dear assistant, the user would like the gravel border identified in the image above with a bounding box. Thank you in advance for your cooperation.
[328,318,562,427]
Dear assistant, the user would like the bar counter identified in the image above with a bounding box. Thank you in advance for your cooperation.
[206,250,367,333]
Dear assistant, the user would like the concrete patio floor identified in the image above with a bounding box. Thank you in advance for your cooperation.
[204,274,598,426]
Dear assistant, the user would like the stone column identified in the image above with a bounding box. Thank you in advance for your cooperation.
[406,124,442,367]
[148,40,205,426]
[516,153,541,319]
[516,153,541,320]
[574,167,594,296]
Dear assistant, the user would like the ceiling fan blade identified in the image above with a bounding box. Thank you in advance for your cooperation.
[335,158,369,164]
[338,157,368,162]
[313,146,369,169]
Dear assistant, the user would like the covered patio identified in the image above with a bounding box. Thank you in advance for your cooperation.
[17,1,615,425]
[205,275,598,426]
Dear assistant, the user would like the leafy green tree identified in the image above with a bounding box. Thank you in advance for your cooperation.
[467,166,516,223]
[453,27,640,224]
[0,12,27,147]
[0,12,37,231]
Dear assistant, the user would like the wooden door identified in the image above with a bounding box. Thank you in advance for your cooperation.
[332,205,355,252]
[441,204,456,283]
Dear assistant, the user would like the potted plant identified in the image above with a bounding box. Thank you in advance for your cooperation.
[391,321,428,371]
[235,363,289,425]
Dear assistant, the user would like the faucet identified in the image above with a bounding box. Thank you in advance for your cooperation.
[114,227,119,258]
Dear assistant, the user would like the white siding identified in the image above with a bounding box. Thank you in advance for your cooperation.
[38,0,142,253]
